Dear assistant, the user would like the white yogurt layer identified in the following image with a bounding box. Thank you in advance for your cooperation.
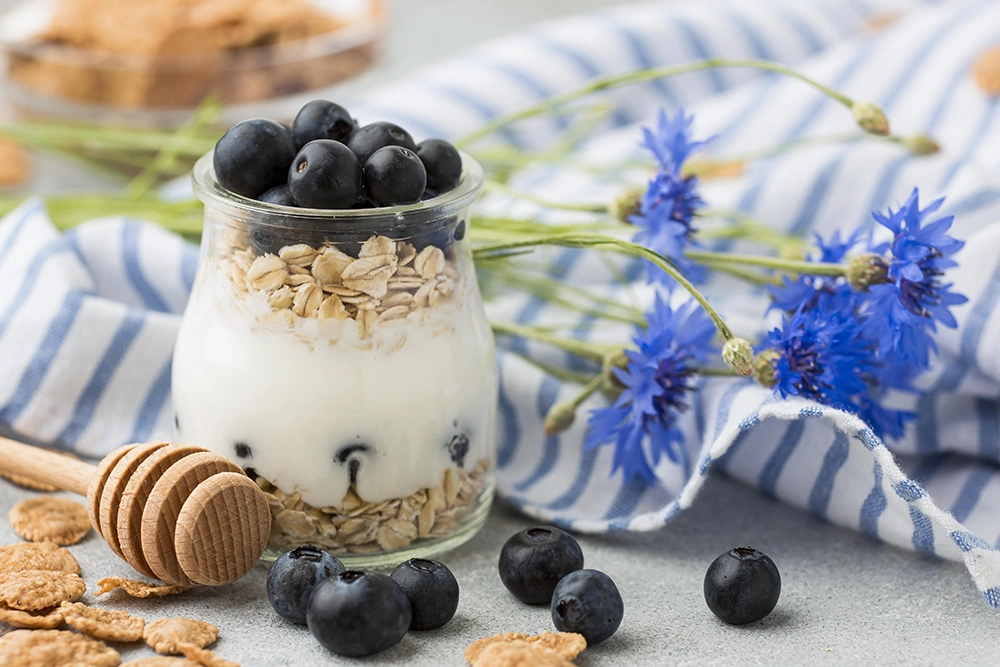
[172,259,497,509]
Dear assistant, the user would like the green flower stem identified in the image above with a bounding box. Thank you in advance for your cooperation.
[482,265,645,325]
[507,352,596,384]
[456,59,855,148]
[474,232,736,342]
[699,208,800,247]
[684,249,846,276]
[491,320,621,362]
[0,194,205,240]
[700,261,782,286]
[568,373,605,408]
[483,180,608,213]
[699,367,743,377]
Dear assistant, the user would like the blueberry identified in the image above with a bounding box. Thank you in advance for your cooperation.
[498,526,584,605]
[307,571,411,657]
[347,121,416,165]
[292,100,358,148]
[551,569,623,645]
[257,184,297,207]
[390,558,460,631]
[213,119,296,198]
[447,434,469,467]
[453,219,467,241]
[364,146,427,207]
[416,139,462,193]
[266,546,345,625]
[703,546,781,625]
[288,140,363,209]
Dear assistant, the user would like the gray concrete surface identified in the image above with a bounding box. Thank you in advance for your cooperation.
[0,473,992,666]
[0,1,996,665]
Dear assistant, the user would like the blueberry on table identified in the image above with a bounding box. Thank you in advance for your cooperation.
[498,526,584,605]
[257,184,297,207]
[391,558,460,630]
[416,139,462,192]
[550,569,623,645]
[364,146,427,207]
[213,118,296,198]
[307,571,412,657]
[347,121,417,165]
[703,546,781,625]
[292,100,358,148]
[288,140,363,209]
[266,546,345,625]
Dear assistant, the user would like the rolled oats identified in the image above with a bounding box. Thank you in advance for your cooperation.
[341,254,397,298]
[61,601,145,642]
[0,629,120,667]
[278,244,318,267]
[360,235,396,258]
[9,496,91,545]
[94,577,191,599]
[220,230,462,338]
[259,459,488,553]
[0,542,80,575]
[415,246,446,280]
[144,617,218,654]
[0,570,85,610]
[312,247,354,284]
[246,255,287,292]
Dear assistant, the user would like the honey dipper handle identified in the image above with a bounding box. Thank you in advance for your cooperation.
[0,436,95,496]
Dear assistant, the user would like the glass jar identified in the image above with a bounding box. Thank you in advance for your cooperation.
[173,151,496,568]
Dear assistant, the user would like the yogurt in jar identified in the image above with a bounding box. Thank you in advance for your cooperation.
[172,239,497,511]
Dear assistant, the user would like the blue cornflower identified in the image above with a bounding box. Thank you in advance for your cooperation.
[630,109,709,286]
[861,188,968,368]
[768,229,864,313]
[585,297,716,483]
[765,304,915,438]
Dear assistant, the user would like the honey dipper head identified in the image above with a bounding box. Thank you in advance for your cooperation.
[87,443,271,587]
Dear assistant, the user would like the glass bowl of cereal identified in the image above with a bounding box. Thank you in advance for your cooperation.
[0,0,386,124]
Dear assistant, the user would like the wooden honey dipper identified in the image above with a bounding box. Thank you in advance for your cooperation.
[0,437,270,587]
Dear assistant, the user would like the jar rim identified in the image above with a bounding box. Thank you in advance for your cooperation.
[191,148,484,232]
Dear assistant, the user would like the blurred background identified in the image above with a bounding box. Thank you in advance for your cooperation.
[0,0,635,196]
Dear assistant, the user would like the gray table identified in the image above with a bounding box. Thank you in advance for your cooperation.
[0,1,995,665]
[0,473,992,666]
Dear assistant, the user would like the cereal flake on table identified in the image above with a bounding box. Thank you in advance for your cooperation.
[144,617,219,654]
[0,541,80,575]
[8,496,91,545]
[61,601,146,642]
[0,629,119,667]
[0,569,86,610]
[94,576,191,599]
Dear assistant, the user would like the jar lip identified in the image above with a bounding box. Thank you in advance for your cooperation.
[191,148,484,231]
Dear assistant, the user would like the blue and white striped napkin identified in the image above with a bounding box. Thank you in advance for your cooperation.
[3,0,1000,606]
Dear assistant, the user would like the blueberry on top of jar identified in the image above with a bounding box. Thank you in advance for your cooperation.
[364,146,427,207]
[257,184,297,207]
[292,100,358,148]
[288,140,363,209]
[417,139,462,192]
[214,118,296,198]
[347,121,417,165]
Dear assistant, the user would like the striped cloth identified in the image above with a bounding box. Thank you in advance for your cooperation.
[2,0,1000,606]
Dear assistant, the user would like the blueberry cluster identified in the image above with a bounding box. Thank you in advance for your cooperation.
[266,548,459,657]
[213,100,463,209]
[498,526,624,646]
